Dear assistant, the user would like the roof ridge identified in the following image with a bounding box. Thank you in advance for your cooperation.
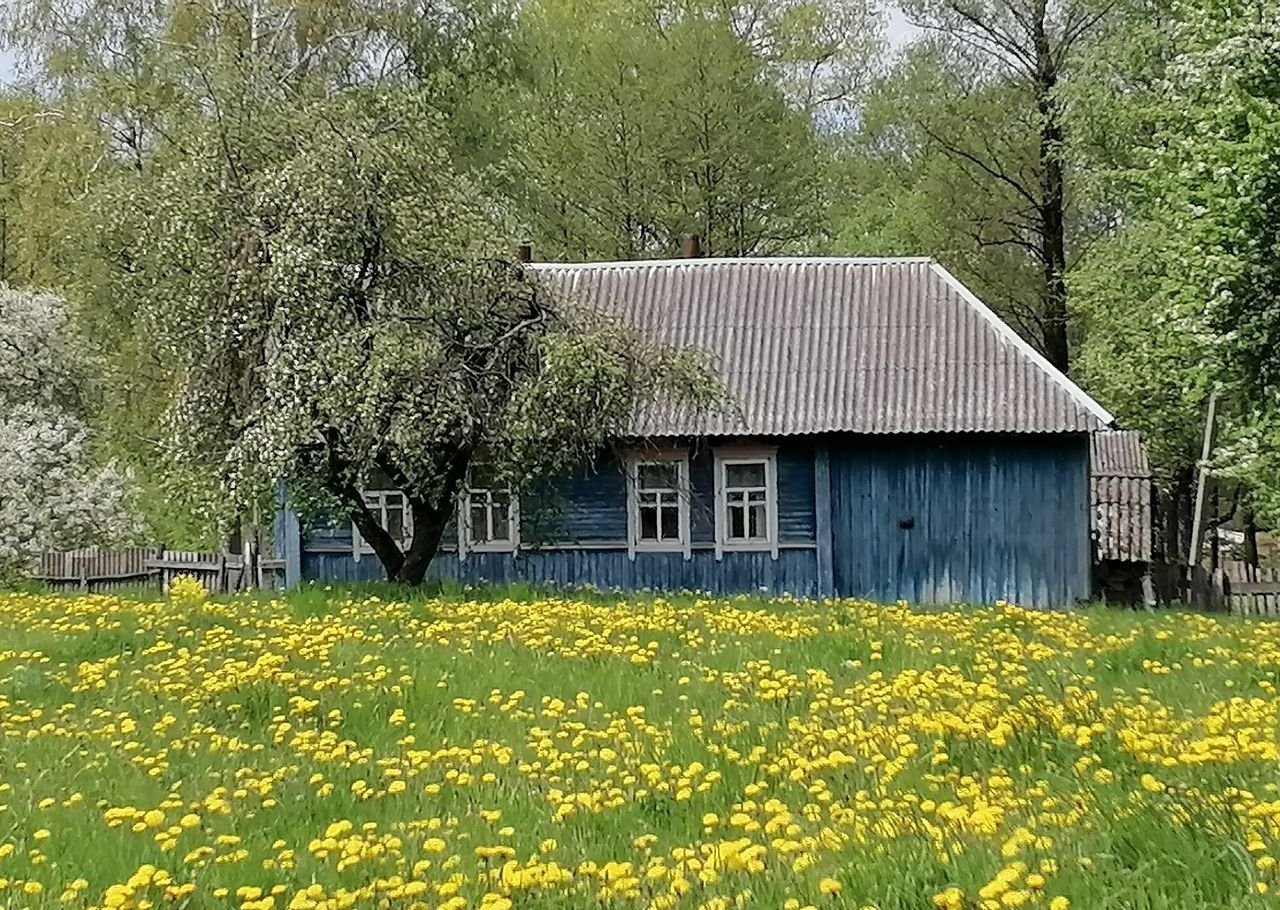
[928,262,1115,429]
[527,256,935,270]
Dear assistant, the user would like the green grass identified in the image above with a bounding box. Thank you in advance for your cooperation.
[0,586,1277,910]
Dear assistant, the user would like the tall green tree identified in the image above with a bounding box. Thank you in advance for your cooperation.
[827,47,1051,345]
[1073,0,1280,520]
[515,0,876,259]
[0,0,534,549]
[834,0,1123,373]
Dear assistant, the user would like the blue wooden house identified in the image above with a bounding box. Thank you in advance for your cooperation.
[276,257,1116,606]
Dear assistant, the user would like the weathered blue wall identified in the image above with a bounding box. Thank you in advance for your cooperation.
[828,435,1090,607]
[292,441,820,596]
[302,547,820,597]
[285,434,1091,606]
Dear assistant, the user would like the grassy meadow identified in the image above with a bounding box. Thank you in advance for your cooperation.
[0,583,1278,910]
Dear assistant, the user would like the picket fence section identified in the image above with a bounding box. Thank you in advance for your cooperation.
[36,547,255,594]
[1222,562,1280,618]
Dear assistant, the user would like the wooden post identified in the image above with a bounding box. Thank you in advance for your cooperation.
[1243,504,1259,582]
[1208,484,1220,571]
[283,510,302,589]
[1187,390,1219,575]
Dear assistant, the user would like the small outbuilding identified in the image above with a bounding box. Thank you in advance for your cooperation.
[278,257,1117,606]
[1090,429,1155,604]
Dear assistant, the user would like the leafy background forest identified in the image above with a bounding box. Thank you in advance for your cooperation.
[0,0,1277,570]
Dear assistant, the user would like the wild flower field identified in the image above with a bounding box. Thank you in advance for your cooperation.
[1,586,1278,910]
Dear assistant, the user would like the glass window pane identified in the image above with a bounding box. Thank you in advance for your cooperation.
[489,502,510,540]
[470,503,489,541]
[638,462,679,490]
[748,504,766,539]
[726,462,766,488]
[639,506,658,540]
[638,491,658,506]
[748,490,767,504]
[385,506,405,541]
[660,505,679,540]
[728,504,745,540]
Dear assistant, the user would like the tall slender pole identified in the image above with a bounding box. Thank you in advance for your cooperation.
[1187,389,1220,570]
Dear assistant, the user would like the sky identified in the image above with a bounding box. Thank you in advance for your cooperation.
[886,7,923,46]
[0,7,920,88]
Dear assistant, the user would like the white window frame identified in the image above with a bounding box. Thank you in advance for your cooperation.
[714,448,778,559]
[458,472,520,557]
[353,490,413,562]
[627,450,691,559]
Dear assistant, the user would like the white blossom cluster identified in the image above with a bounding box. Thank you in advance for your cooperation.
[0,287,139,578]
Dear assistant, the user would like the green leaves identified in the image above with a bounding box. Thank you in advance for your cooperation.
[513,0,872,258]
[1071,0,1280,522]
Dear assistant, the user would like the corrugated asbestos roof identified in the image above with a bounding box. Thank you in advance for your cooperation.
[1090,429,1151,477]
[1090,430,1153,563]
[531,258,1114,436]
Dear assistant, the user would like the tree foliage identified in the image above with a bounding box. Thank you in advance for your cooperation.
[2,0,723,583]
[1073,0,1280,515]
[0,287,138,577]
[832,0,1124,373]
[515,0,876,258]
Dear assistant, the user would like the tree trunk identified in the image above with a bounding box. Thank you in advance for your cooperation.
[394,499,455,585]
[1033,5,1070,374]
[1164,464,1195,560]
[350,499,406,578]
[369,449,473,585]
[1175,464,1195,562]
[1163,479,1180,563]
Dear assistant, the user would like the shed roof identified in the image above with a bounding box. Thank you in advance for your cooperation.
[1090,429,1151,477]
[531,257,1114,437]
[1090,430,1153,563]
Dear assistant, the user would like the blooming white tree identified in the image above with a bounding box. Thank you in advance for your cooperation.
[0,287,138,578]
[110,91,718,585]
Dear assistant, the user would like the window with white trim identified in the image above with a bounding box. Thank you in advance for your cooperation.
[717,453,777,551]
[461,464,518,551]
[355,490,413,556]
[628,453,689,551]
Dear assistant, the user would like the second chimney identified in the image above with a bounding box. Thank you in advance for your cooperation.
[680,234,702,259]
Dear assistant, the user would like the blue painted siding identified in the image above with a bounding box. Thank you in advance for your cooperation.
[302,547,821,597]
[828,435,1090,607]
[541,461,627,542]
[290,435,1089,606]
[298,440,818,551]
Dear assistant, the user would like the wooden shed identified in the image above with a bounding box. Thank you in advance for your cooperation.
[1090,429,1154,603]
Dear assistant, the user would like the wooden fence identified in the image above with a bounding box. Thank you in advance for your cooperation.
[1222,561,1280,617]
[35,547,279,594]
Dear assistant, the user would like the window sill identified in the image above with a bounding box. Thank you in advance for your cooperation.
[463,544,519,554]
[720,542,777,553]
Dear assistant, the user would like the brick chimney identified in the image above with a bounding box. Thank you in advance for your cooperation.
[515,242,533,263]
[680,234,702,258]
